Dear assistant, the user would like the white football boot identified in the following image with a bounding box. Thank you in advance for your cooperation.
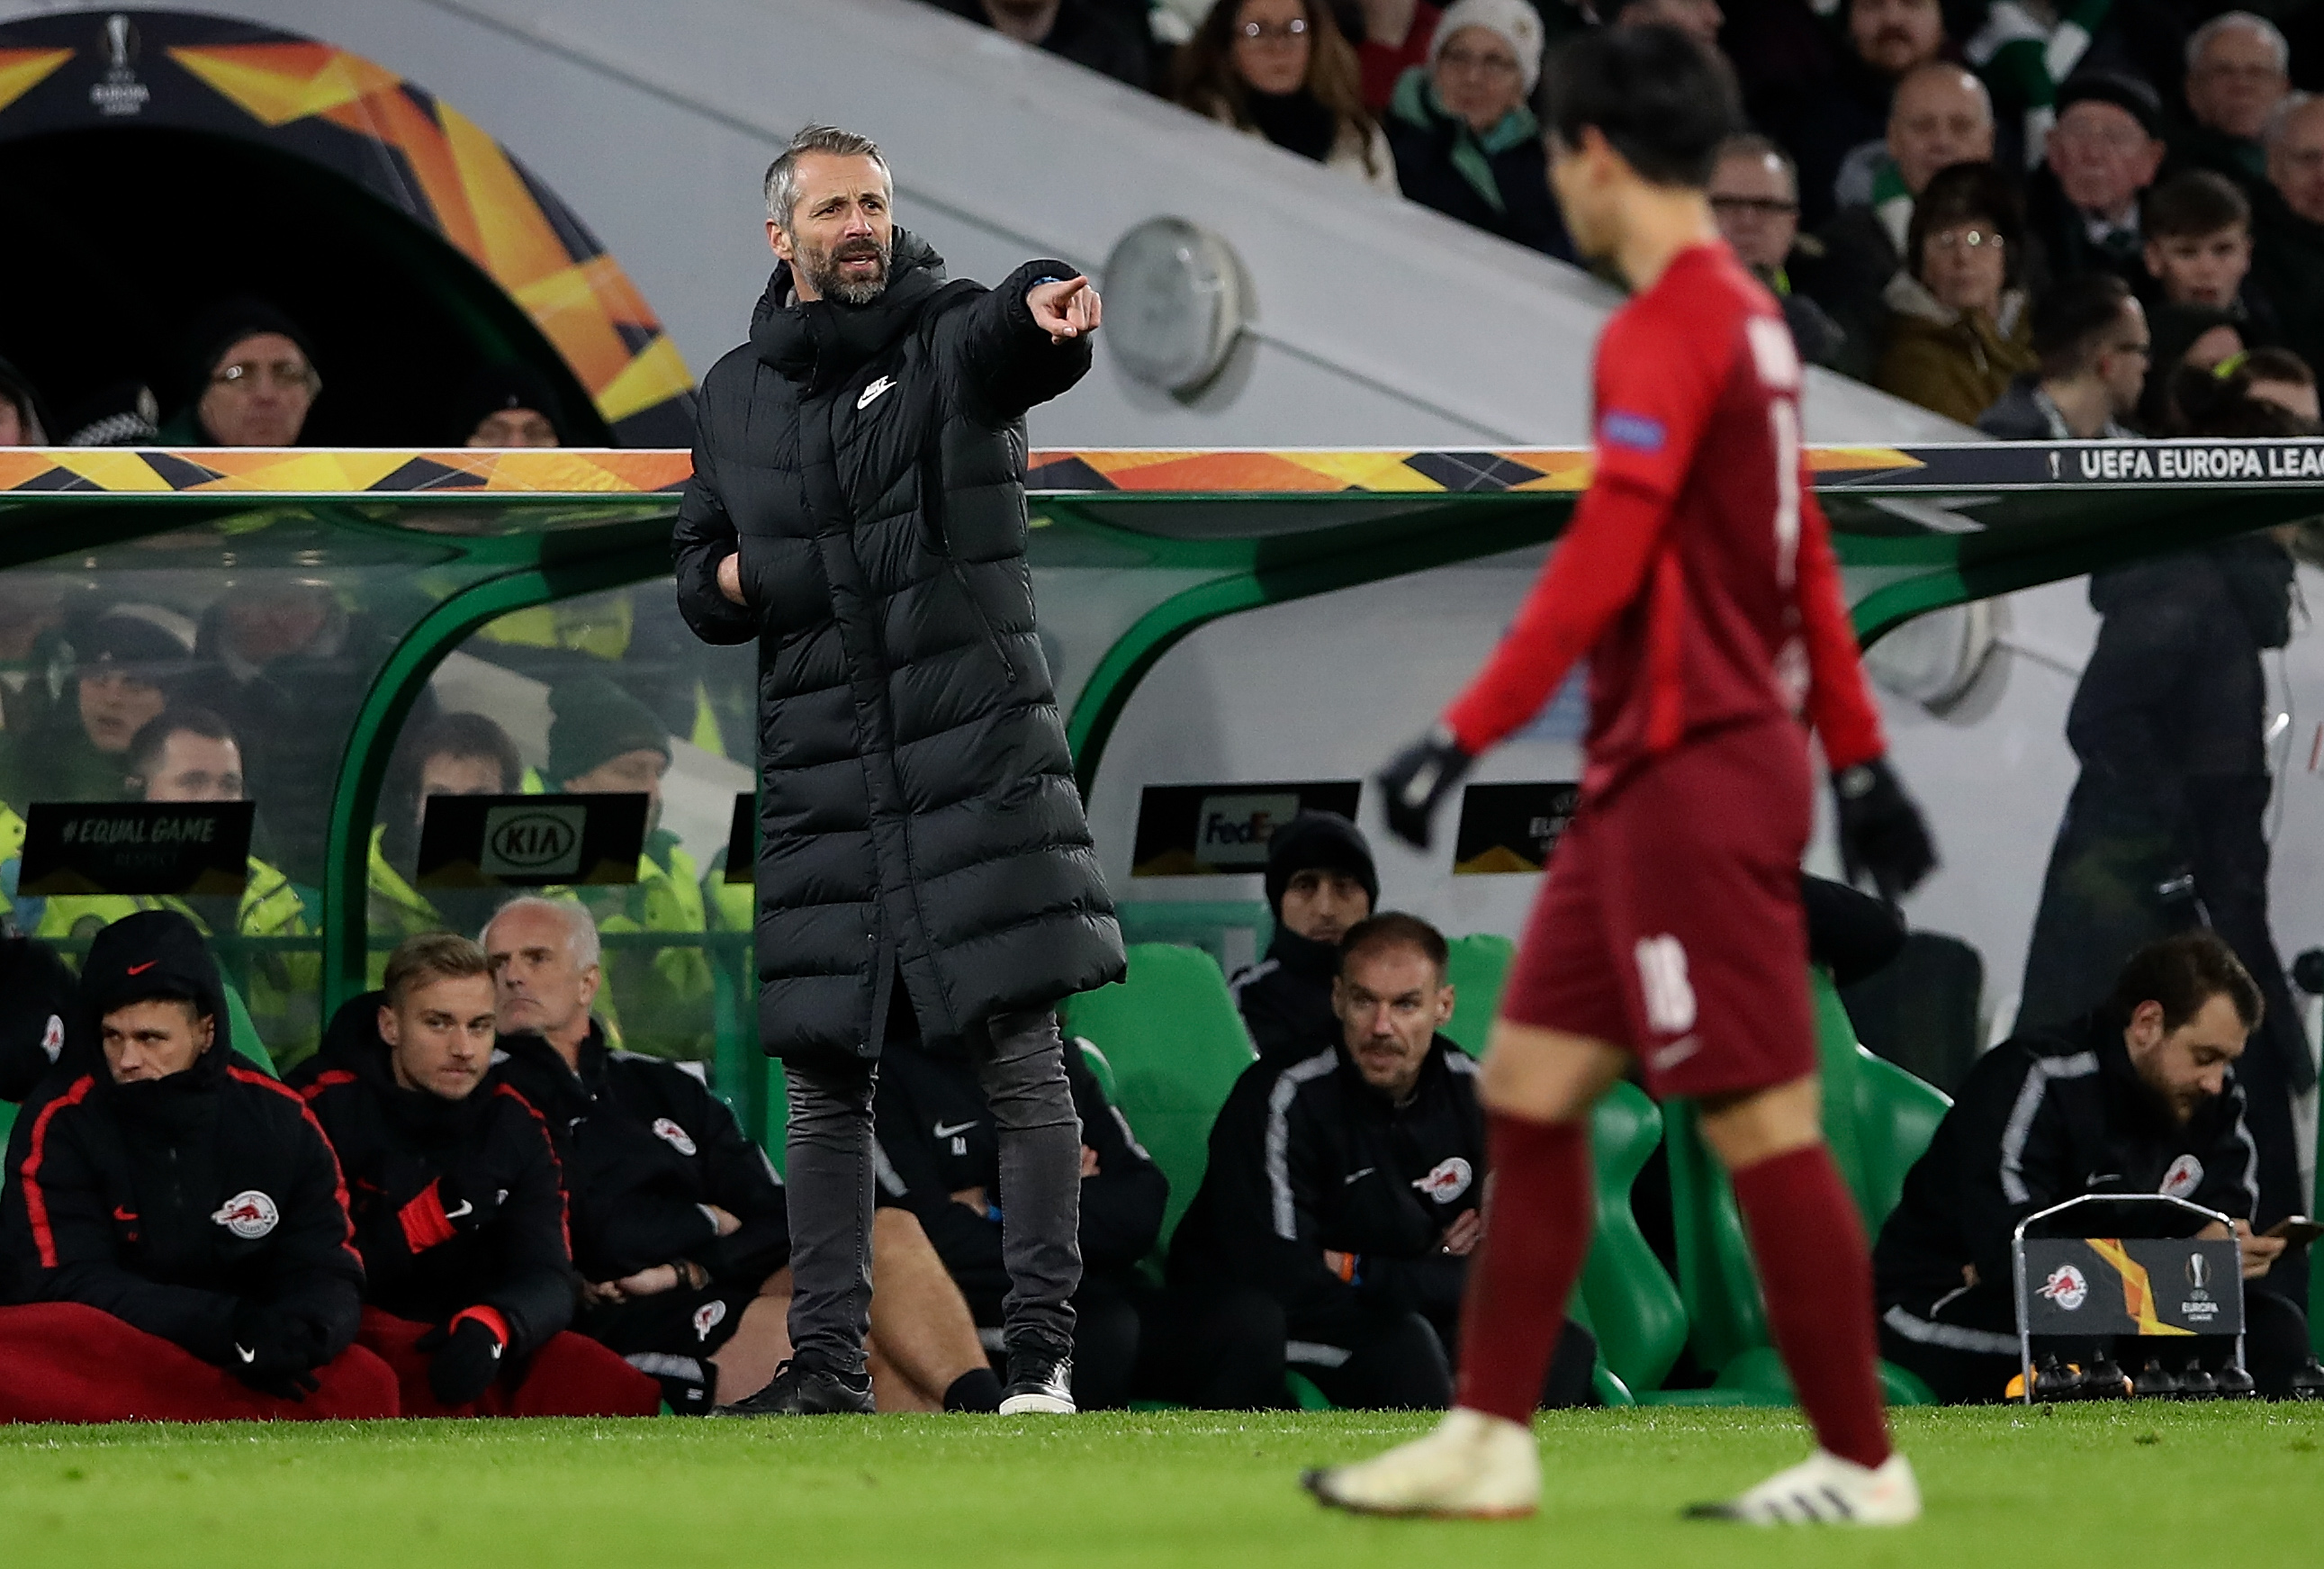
[1302,1408,1540,1519]
[1685,1448,1921,1525]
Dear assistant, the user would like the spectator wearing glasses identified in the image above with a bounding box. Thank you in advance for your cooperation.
[2251,94,2324,393]
[1384,0,1568,257]
[454,364,565,448]
[2173,13,2292,191]
[1877,161,2036,424]
[1977,272,2147,439]
[1797,63,1995,377]
[2026,73,2166,296]
[1709,134,1847,366]
[158,299,320,448]
[936,0,1153,90]
[1176,0,1399,194]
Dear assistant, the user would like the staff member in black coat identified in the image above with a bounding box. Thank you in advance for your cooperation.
[296,933,660,1417]
[2014,511,2310,1243]
[482,897,796,1413]
[1172,914,1594,1410]
[0,911,398,1420]
[1878,933,2310,1401]
[1231,812,1378,1065]
[671,123,1125,1416]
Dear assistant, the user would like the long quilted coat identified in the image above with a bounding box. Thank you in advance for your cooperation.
[672,232,1123,1061]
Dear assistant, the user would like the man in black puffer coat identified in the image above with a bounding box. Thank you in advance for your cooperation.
[672,124,1124,1416]
[0,911,399,1420]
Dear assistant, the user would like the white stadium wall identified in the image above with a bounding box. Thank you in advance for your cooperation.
[0,0,1967,446]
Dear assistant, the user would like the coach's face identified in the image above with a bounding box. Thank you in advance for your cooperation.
[768,152,895,306]
[2123,992,2247,1125]
[1334,942,1454,1103]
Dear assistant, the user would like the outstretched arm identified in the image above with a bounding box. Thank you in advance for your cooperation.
[946,262,1098,426]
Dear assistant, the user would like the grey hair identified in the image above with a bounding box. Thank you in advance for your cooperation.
[482,895,601,971]
[2188,11,2289,75]
[763,124,892,228]
[2265,89,2319,151]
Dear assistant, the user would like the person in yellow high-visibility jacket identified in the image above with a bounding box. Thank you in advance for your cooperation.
[36,708,319,1064]
[366,711,528,985]
[547,677,714,1063]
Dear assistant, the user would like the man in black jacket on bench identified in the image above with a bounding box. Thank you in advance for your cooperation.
[0,910,397,1420]
[295,932,661,1416]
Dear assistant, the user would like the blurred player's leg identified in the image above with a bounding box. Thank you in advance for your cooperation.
[1302,1026,1623,1518]
[1686,1080,1918,1524]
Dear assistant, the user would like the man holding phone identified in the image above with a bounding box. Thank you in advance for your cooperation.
[1874,932,2314,1401]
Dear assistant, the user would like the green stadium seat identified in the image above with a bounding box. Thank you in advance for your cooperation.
[1076,1039,1120,1105]
[1574,1081,1689,1402]
[1441,933,1515,1056]
[221,981,279,1078]
[1438,931,1688,1407]
[1663,967,1948,1405]
[1058,942,1257,1249]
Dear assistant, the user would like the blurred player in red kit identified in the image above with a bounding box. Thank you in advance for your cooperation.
[1303,24,1938,1526]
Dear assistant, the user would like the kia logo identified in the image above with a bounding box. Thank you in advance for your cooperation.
[489,813,577,869]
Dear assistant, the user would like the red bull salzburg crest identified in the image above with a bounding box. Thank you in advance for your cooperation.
[1412,1157,1474,1204]
[211,1190,279,1240]
[2037,1262,2088,1311]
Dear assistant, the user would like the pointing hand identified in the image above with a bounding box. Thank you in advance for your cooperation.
[1029,275,1102,344]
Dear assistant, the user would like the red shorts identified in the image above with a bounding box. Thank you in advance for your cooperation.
[1500,720,1815,1100]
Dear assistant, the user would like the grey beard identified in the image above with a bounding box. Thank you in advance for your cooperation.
[803,244,891,306]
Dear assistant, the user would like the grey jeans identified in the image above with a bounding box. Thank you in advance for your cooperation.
[783,1006,1084,1376]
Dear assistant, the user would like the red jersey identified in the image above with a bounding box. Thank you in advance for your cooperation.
[1442,244,1884,795]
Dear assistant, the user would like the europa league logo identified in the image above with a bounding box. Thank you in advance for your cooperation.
[103,14,137,69]
[90,14,150,116]
[2186,1252,2213,1291]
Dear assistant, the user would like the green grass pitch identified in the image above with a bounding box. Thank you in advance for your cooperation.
[2,1403,2317,1568]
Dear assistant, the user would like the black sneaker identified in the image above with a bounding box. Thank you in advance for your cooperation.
[710,1359,874,1417]
[998,1351,1076,1414]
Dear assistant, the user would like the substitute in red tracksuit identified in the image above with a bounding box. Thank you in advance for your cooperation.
[0,910,399,1421]
[293,933,660,1419]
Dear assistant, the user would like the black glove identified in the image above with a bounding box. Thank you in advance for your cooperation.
[419,1315,506,1408]
[1377,726,1474,851]
[1833,756,1937,902]
[228,1303,323,1402]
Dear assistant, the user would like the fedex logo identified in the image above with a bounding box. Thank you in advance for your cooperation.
[1196,793,1302,869]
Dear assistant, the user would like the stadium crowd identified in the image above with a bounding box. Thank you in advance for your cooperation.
[10,5,2324,443]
